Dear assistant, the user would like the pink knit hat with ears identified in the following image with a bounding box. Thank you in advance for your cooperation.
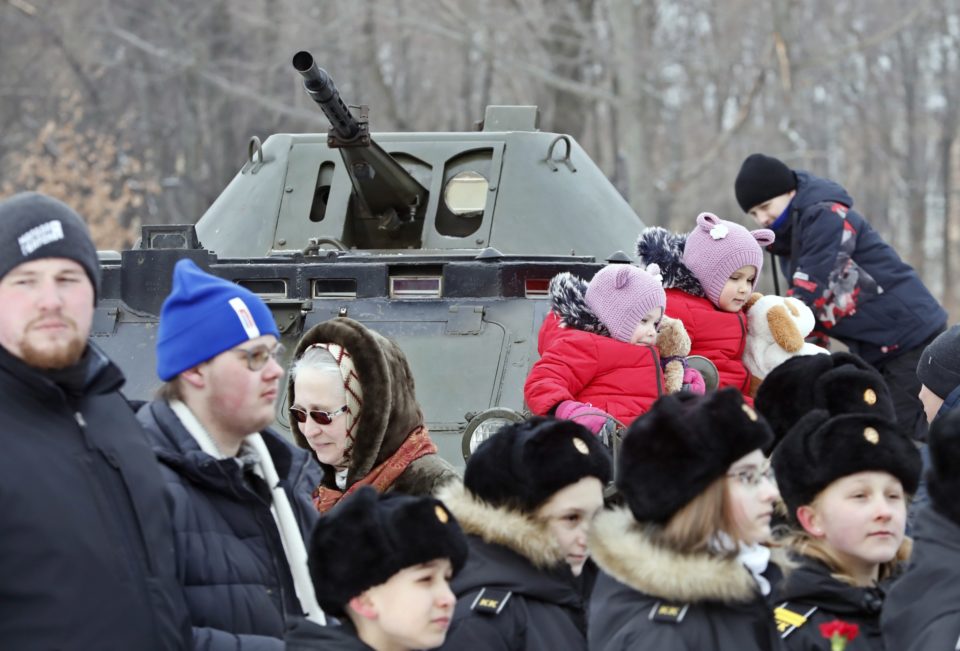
[682,212,775,307]
[585,264,666,343]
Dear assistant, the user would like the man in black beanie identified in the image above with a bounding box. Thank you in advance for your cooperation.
[735,153,947,442]
[916,324,960,423]
[0,192,189,650]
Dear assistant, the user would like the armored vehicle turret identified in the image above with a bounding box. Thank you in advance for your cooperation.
[94,52,645,467]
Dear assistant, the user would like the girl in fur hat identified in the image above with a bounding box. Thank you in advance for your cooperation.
[436,417,611,651]
[638,212,775,401]
[589,389,783,651]
[525,263,704,436]
[770,410,921,650]
[287,317,459,513]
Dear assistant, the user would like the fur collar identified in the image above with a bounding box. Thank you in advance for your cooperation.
[437,483,566,569]
[636,227,706,297]
[548,272,608,335]
[589,507,758,603]
[289,318,423,485]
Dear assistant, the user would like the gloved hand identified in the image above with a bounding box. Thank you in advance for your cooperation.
[682,367,706,394]
[555,400,612,435]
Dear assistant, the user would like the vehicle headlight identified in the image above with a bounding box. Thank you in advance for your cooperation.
[461,408,525,460]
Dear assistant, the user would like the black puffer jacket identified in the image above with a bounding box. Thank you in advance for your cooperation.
[773,559,886,650]
[285,619,373,651]
[882,506,960,651]
[138,399,322,651]
[0,344,190,650]
[435,484,589,651]
[588,507,783,651]
[770,172,946,364]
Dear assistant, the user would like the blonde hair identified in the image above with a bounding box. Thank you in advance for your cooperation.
[649,477,739,555]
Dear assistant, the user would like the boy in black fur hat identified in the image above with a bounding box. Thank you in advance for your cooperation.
[882,408,960,650]
[287,486,468,651]
[771,411,921,649]
[436,417,611,651]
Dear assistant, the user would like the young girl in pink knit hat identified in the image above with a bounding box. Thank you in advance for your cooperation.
[524,263,703,435]
[637,212,775,402]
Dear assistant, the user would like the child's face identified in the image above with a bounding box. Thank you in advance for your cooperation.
[748,190,796,228]
[725,449,779,546]
[797,472,906,581]
[360,558,456,650]
[629,307,663,345]
[535,476,605,576]
[717,265,756,312]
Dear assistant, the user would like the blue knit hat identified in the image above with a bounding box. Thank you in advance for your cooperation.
[156,259,279,381]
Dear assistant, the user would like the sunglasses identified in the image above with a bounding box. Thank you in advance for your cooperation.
[290,404,349,426]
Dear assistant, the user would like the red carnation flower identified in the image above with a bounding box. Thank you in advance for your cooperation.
[819,620,860,650]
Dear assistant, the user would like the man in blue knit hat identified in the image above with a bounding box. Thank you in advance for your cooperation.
[137,258,325,650]
[0,192,190,650]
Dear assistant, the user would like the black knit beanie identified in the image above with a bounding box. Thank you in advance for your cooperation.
[917,325,960,400]
[0,192,100,300]
[735,153,798,213]
[928,407,960,526]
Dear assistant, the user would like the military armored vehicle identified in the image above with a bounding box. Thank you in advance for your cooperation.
[94,51,645,468]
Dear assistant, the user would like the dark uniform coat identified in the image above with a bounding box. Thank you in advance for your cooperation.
[773,559,886,650]
[436,484,589,651]
[285,620,374,651]
[588,507,782,651]
[0,344,190,651]
[138,399,321,651]
[882,506,960,651]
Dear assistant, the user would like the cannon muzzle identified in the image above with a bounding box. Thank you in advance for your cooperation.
[292,51,360,141]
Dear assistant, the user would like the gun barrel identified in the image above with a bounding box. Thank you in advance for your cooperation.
[292,51,360,141]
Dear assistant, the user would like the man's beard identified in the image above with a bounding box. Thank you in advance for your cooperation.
[19,316,87,369]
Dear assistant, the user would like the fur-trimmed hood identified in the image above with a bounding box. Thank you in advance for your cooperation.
[548,272,608,335]
[289,318,423,486]
[589,507,759,604]
[636,226,706,298]
[437,482,566,570]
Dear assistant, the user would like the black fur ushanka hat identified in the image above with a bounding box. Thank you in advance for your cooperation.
[308,486,468,616]
[617,388,774,524]
[464,417,612,513]
[755,352,895,449]
[927,408,960,526]
[771,410,921,522]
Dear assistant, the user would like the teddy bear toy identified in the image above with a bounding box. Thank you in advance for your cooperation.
[743,293,828,395]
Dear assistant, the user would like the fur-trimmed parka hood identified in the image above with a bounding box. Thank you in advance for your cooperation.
[589,507,761,604]
[636,226,706,298]
[437,482,567,570]
[548,272,608,335]
[289,318,424,485]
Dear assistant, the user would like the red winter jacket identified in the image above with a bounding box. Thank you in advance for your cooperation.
[524,312,664,426]
[665,288,752,401]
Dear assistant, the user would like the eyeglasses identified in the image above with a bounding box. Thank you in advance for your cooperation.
[234,343,286,371]
[727,466,776,488]
[290,404,349,426]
